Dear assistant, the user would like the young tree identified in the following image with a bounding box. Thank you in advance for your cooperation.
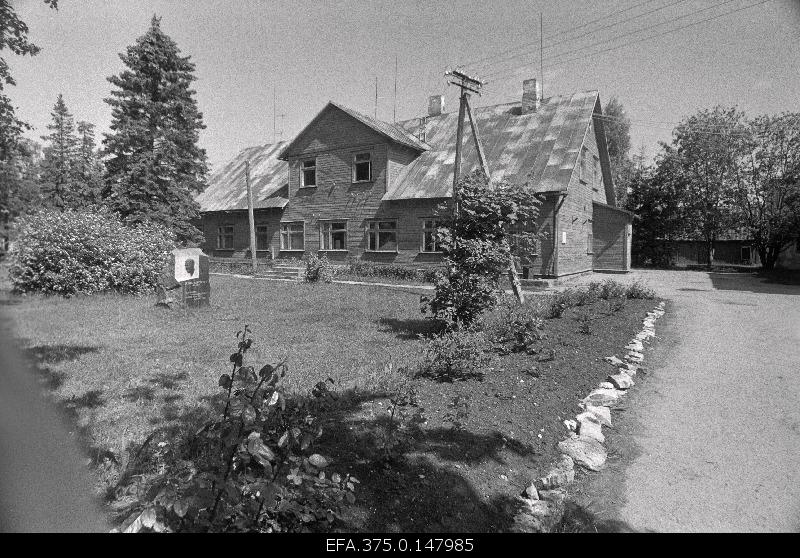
[603,97,633,205]
[422,171,541,328]
[103,16,208,244]
[670,106,748,267]
[39,94,79,209]
[734,113,800,269]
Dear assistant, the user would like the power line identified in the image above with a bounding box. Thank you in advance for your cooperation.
[483,0,772,82]
[482,0,741,80]
[467,0,691,75]
[456,0,661,71]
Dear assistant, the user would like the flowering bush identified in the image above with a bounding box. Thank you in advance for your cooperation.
[303,253,334,283]
[8,208,175,296]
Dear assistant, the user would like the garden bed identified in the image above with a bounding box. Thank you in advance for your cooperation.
[0,272,656,532]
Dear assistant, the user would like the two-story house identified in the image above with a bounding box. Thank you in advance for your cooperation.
[196,79,632,278]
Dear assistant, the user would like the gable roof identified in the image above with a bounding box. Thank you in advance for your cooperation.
[383,90,600,200]
[196,142,289,212]
[278,101,430,160]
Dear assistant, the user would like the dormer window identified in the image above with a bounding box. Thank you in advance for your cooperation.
[301,159,316,187]
[353,152,372,183]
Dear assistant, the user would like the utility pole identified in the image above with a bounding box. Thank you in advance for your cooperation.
[393,55,398,123]
[445,69,524,303]
[273,86,276,143]
[246,160,257,274]
[540,12,544,99]
[374,76,378,119]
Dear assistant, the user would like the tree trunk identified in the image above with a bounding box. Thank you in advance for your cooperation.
[706,236,715,268]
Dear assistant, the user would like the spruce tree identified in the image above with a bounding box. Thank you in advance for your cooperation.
[103,16,208,244]
[40,93,79,209]
[74,121,104,205]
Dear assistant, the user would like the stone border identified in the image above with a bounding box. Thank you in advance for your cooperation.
[511,300,666,532]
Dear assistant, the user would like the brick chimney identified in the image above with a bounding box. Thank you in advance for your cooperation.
[428,95,444,117]
[521,78,541,114]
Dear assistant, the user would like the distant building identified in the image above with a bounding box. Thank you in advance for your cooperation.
[196,80,632,278]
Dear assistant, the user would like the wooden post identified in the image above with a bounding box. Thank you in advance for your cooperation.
[464,95,524,303]
[246,160,257,274]
[452,89,468,219]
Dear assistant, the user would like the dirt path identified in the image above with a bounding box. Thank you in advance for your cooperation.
[567,270,800,533]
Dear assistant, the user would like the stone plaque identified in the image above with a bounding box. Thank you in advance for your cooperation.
[157,248,210,308]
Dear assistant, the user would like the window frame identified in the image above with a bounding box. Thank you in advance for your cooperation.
[420,218,443,253]
[279,221,305,251]
[300,158,317,188]
[366,219,399,253]
[216,224,235,250]
[352,152,372,183]
[319,220,348,251]
[587,231,594,254]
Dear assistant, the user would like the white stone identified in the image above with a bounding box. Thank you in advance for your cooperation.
[577,417,604,442]
[625,341,644,352]
[563,419,577,432]
[534,455,575,490]
[619,366,636,377]
[604,356,625,366]
[583,387,624,407]
[523,483,540,500]
[583,404,612,427]
[558,437,607,471]
[608,373,634,390]
[598,381,615,390]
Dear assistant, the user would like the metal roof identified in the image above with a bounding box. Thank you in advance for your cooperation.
[196,142,289,212]
[383,91,600,200]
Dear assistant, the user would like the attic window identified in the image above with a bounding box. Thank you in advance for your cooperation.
[353,152,372,182]
[301,159,316,187]
[593,155,600,191]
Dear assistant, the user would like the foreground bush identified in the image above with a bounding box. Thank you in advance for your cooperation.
[303,253,334,283]
[418,329,496,381]
[342,258,440,284]
[8,208,175,296]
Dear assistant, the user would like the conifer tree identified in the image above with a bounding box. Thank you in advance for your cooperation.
[74,121,104,205]
[39,93,79,209]
[103,16,208,244]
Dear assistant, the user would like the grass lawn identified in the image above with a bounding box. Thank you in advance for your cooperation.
[0,270,658,532]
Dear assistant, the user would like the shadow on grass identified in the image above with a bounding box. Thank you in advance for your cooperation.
[376,317,445,340]
[110,385,531,532]
[22,344,100,391]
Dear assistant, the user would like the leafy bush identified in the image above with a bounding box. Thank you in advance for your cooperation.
[418,329,496,381]
[303,253,334,283]
[8,208,174,296]
[129,327,357,533]
[422,171,541,328]
[587,279,627,300]
[484,297,546,354]
[624,280,656,299]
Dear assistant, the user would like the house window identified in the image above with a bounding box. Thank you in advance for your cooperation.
[367,220,398,252]
[741,246,751,263]
[280,222,304,250]
[587,232,594,254]
[217,225,234,249]
[320,221,347,250]
[353,152,372,182]
[300,159,316,187]
[256,225,270,251]
[421,219,443,253]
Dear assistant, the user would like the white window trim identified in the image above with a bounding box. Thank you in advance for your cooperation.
[319,220,349,251]
[420,218,443,253]
[300,158,317,188]
[279,221,305,251]
[365,219,399,253]
[352,152,372,183]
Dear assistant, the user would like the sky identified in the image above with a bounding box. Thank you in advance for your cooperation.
[7,0,800,170]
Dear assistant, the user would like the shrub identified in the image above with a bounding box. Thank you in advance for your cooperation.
[343,258,440,283]
[624,280,656,299]
[303,253,334,283]
[8,208,175,296]
[484,297,546,354]
[418,329,496,381]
